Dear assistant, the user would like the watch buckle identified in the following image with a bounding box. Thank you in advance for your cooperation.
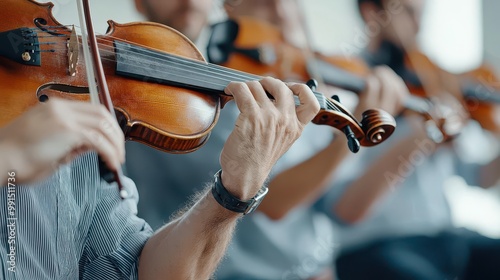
[243,187,269,215]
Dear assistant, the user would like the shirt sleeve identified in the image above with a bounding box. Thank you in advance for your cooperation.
[313,117,417,225]
[80,176,154,280]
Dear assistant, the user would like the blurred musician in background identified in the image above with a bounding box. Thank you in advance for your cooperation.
[316,0,500,279]
[218,1,405,278]
[129,0,408,279]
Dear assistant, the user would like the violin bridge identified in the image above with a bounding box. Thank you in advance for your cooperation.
[67,25,79,76]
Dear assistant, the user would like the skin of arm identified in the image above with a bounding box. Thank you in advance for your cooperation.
[0,78,317,279]
[139,189,241,280]
[259,134,351,220]
[334,121,500,223]
[0,99,125,186]
[333,118,434,224]
[138,77,320,279]
[0,105,236,279]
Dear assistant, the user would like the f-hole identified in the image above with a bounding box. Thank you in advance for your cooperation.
[34,18,66,36]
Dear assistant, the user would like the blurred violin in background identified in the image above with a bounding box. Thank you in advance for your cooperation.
[207,16,466,143]
[460,64,500,133]
[207,16,500,141]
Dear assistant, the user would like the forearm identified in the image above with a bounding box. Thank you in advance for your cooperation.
[334,131,434,223]
[259,136,350,220]
[138,189,240,280]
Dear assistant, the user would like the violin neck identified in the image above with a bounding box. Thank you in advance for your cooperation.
[115,41,248,94]
[114,41,329,110]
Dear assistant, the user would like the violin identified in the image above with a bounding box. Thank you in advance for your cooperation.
[367,40,500,135]
[0,0,396,155]
[207,16,456,142]
[460,64,500,133]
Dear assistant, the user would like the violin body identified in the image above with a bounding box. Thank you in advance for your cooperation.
[208,16,309,82]
[1,0,222,153]
[461,64,500,133]
[403,51,500,136]
[208,16,371,88]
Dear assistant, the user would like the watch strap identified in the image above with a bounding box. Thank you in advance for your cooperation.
[211,169,268,215]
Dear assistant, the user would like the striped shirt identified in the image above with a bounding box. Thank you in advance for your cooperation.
[0,153,153,279]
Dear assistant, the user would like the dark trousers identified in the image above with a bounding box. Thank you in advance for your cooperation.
[336,229,500,280]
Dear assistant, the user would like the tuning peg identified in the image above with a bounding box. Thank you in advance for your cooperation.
[306,79,318,91]
[343,125,361,153]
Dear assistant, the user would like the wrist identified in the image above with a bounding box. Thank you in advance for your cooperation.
[205,190,243,220]
[213,170,268,215]
[220,170,260,201]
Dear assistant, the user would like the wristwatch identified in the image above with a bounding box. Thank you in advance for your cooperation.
[211,169,269,215]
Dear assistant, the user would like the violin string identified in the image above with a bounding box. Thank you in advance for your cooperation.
[30,26,341,105]
[36,35,68,38]
[32,25,74,28]
[30,25,265,82]
[35,46,336,111]
[30,26,312,91]
[35,35,263,84]
[34,32,265,86]
[29,28,344,113]
[31,42,58,46]
[36,44,342,113]
[25,26,481,117]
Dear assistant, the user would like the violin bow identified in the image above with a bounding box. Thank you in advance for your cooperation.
[76,0,128,199]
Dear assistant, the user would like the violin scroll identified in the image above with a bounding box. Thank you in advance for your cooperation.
[461,64,500,134]
[311,95,396,152]
[360,109,396,146]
